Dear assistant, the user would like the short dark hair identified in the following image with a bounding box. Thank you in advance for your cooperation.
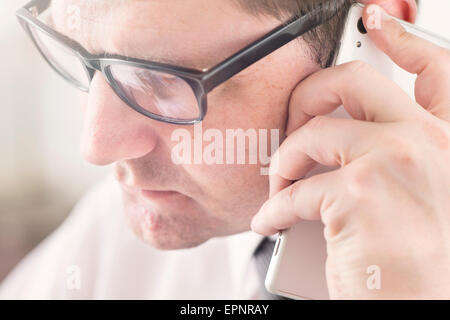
[233,0,419,67]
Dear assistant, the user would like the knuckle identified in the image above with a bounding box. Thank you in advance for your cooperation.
[287,181,301,208]
[345,60,375,76]
[394,148,417,168]
[397,27,414,46]
[340,61,378,88]
[323,221,344,241]
[384,134,419,168]
[392,148,418,172]
[303,115,329,133]
[345,162,377,198]
[394,28,419,59]
[420,120,450,151]
[437,46,450,66]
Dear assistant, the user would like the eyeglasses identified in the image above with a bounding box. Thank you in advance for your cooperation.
[17,0,342,125]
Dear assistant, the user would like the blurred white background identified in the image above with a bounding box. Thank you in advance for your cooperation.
[0,0,449,282]
[0,0,109,281]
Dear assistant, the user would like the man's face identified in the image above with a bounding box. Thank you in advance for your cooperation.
[51,0,319,249]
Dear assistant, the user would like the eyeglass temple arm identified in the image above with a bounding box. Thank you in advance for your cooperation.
[202,0,346,93]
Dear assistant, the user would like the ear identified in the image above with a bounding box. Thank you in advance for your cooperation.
[359,0,417,23]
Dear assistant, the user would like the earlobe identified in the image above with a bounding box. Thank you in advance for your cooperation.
[360,0,417,23]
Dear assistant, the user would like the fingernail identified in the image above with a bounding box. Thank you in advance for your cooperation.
[268,153,280,176]
[250,216,258,231]
[366,4,391,31]
[251,210,262,230]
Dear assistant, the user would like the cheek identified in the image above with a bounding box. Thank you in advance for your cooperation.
[184,69,299,205]
[206,77,292,133]
[186,162,270,215]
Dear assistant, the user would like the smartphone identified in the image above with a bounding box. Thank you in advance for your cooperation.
[265,3,450,300]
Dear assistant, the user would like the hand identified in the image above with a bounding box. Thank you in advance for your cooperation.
[251,4,450,299]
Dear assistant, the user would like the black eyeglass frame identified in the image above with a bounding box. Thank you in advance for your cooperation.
[16,0,343,125]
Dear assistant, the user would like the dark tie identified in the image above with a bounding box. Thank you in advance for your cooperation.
[253,237,290,300]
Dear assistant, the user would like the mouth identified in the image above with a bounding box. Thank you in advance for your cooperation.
[140,189,182,200]
[119,183,185,202]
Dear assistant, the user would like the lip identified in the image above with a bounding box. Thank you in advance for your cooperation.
[120,183,183,201]
[140,189,182,200]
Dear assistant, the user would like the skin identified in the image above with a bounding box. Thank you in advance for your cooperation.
[50,0,450,298]
[51,0,317,249]
[252,2,450,299]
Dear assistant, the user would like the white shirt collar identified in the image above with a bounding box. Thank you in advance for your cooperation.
[224,230,265,299]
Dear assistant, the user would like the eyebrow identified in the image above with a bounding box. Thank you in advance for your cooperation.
[98,47,211,72]
[53,25,210,71]
[54,23,211,71]
[47,4,215,72]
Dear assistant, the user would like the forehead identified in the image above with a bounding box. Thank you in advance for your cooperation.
[50,0,281,69]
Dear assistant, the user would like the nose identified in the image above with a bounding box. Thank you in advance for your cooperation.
[80,72,158,165]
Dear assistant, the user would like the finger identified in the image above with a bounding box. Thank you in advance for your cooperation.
[269,152,314,198]
[252,169,342,236]
[286,60,423,136]
[284,104,313,137]
[364,4,450,120]
[270,117,378,197]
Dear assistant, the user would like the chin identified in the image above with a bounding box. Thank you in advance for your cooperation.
[121,197,221,250]
[137,228,208,250]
